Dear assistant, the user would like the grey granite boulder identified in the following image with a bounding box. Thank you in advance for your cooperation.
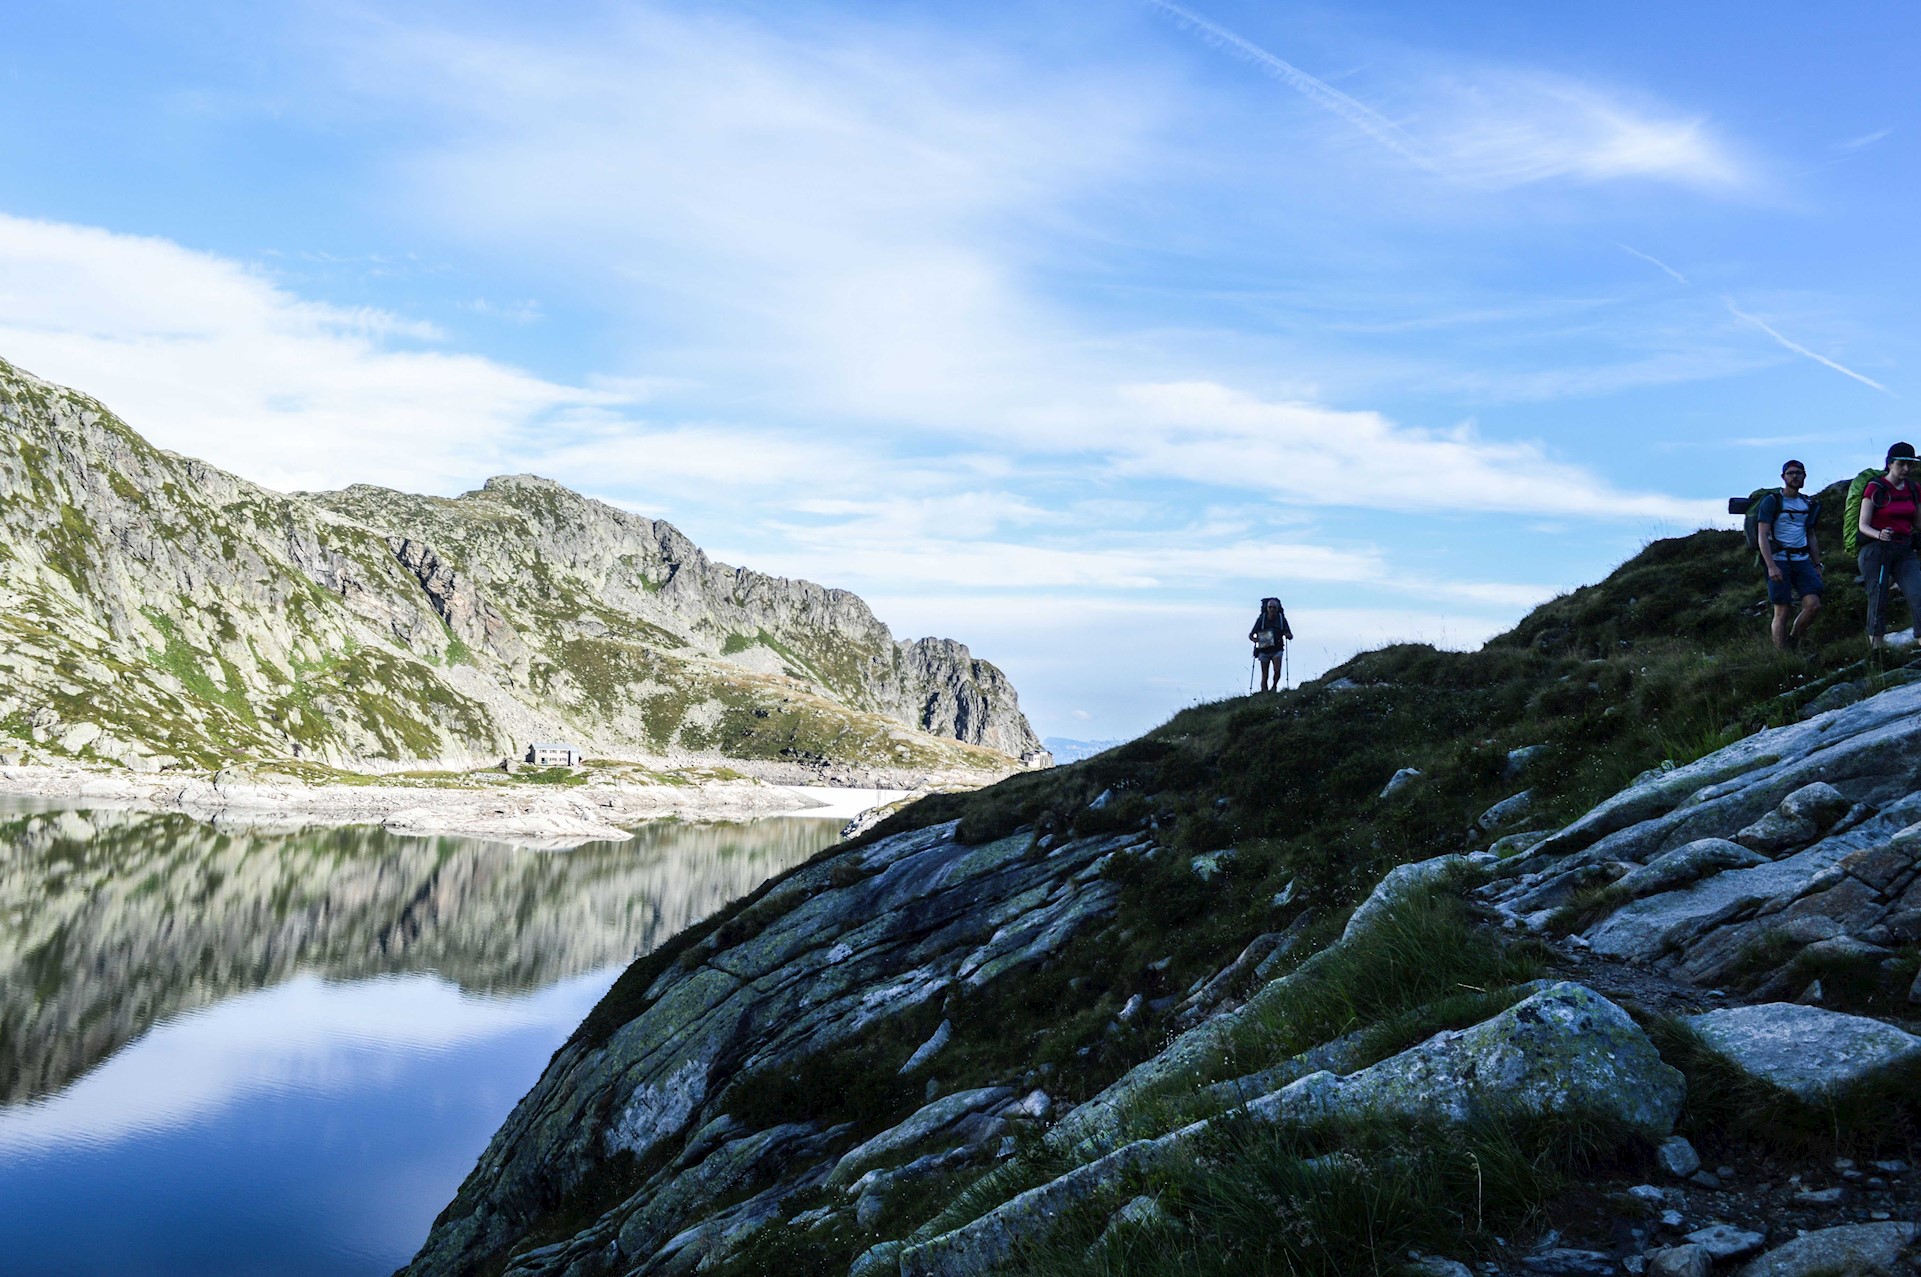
[1686,1224,1767,1261]
[1737,1221,1918,1277]
[1342,852,1474,941]
[1647,1244,1709,1277]
[1735,782,1853,856]
[1481,790,1537,831]
[1656,1135,1701,1179]
[1615,839,1770,900]
[1381,767,1422,798]
[828,1087,1014,1188]
[1684,1003,1921,1103]
[1246,982,1683,1137]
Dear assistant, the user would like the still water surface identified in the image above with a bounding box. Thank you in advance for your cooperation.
[0,800,838,1275]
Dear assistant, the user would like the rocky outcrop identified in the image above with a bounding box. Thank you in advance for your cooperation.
[401,821,1135,1276]
[0,356,1040,776]
[1480,683,1921,995]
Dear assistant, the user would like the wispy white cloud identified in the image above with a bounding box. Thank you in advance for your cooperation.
[1723,299,1893,396]
[1146,2,1747,191]
[1837,127,1893,151]
[0,215,621,494]
[1616,242,1690,285]
[1422,72,1744,188]
[1108,381,1722,521]
[1145,0,1430,168]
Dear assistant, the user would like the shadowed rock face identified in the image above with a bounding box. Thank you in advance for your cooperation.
[0,804,830,1104]
[399,820,1133,1277]
[0,356,1040,774]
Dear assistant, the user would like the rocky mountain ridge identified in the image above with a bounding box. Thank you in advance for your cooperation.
[0,357,1042,779]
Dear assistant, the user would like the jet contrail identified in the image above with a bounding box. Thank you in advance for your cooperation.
[1146,0,1431,170]
[1615,242,1689,285]
[1724,300,1893,396]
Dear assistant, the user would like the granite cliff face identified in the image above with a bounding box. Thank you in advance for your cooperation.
[0,357,1042,776]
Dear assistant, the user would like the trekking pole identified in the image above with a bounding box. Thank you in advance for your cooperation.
[1877,555,1890,646]
[1283,643,1290,690]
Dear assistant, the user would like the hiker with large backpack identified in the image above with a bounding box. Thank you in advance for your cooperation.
[1249,597,1292,692]
[1751,460,1824,650]
[1857,442,1921,648]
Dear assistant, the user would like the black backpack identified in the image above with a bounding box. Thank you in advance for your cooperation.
[1746,488,1821,563]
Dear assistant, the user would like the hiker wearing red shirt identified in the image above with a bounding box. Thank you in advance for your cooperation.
[1857,441,1921,648]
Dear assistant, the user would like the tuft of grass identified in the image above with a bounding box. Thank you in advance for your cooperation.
[1542,882,1632,936]
[1222,884,1548,1080]
[1007,1110,1637,1277]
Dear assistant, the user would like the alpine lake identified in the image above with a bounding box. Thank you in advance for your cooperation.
[0,796,845,1275]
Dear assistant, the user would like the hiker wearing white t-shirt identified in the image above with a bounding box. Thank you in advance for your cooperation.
[1754,459,1824,650]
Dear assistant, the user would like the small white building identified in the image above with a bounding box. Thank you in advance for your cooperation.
[526,742,584,767]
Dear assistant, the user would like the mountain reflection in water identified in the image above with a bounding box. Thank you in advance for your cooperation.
[0,802,835,1104]
[0,801,839,1277]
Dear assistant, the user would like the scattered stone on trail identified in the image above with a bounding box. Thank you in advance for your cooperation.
[1616,840,1770,900]
[1409,1258,1475,1277]
[1800,681,1867,719]
[1683,1003,1921,1103]
[1736,1221,1919,1277]
[1481,790,1537,831]
[1685,1224,1767,1261]
[1381,766,1423,798]
[1492,829,1555,858]
[1735,783,1853,856]
[1645,1244,1710,1277]
[1522,1249,1616,1276]
[1793,1186,1847,1206]
[1657,1136,1702,1179]
[899,1020,952,1075]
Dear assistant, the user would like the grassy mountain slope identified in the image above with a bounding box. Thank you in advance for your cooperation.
[472,494,1921,1276]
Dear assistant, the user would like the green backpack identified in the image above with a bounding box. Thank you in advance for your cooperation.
[1844,467,1882,557]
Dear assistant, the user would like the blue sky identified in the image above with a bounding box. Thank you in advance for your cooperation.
[2,2,1915,741]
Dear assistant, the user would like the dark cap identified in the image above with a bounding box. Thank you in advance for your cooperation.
[1782,459,1806,474]
[1889,442,1918,467]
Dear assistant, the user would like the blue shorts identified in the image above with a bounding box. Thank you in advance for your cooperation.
[1767,557,1824,604]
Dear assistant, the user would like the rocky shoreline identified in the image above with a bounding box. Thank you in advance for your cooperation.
[0,763,909,848]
